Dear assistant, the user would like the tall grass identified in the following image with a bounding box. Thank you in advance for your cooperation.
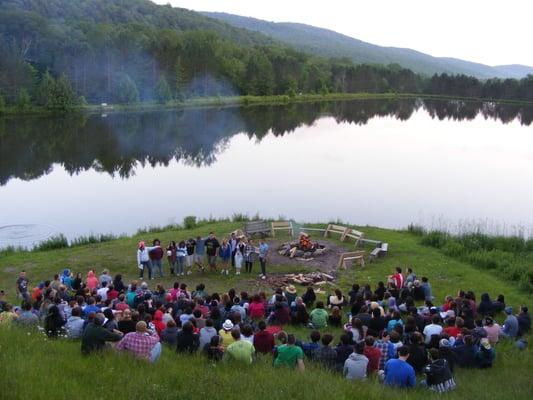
[415,230,533,292]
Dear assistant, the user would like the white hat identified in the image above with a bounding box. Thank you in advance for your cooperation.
[222,319,234,331]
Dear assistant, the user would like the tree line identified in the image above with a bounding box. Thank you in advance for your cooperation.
[1,1,533,112]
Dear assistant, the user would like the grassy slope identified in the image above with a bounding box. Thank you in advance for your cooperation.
[0,222,532,399]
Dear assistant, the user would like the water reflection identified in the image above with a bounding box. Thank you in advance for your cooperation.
[1,98,532,186]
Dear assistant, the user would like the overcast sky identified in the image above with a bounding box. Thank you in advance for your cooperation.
[153,0,531,66]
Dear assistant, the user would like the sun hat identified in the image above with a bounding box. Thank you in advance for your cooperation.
[439,338,451,348]
[222,319,234,331]
[286,285,297,294]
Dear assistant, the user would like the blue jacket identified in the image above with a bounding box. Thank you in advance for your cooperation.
[383,358,416,388]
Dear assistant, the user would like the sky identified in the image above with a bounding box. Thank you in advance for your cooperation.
[153,0,532,66]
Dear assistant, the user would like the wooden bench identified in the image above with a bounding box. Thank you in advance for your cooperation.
[342,228,365,246]
[244,220,271,238]
[324,224,350,239]
[369,243,389,262]
[338,251,366,269]
[271,221,293,237]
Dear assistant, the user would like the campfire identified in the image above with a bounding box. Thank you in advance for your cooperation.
[259,272,335,290]
[278,235,329,260]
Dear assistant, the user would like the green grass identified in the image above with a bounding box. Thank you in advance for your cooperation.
[0,221,532,399]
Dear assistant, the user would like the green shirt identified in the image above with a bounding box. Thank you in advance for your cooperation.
[225,340,255,364]
[310,308,328,328]
[274,344,304,368]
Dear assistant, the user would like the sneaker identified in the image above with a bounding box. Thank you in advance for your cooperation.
[181,273,185,276]
[261,275,266,280]
[187,271,192,275]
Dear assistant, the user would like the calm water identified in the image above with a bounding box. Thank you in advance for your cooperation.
[1,98,533,247]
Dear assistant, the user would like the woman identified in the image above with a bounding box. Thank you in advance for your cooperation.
[248,294,266,320]
[328,289,345,308]
[291,297,309,326]
[204,335,224,362]
[176,241,187,276]
[328,306,342,327]
[176,321,199,353]
[166,241,177,275]
[103,308,118,331]
[113,274,125,293]
[244,239,255,273]
[302,287,316,308]
[234,239,244,275]
[61,269,72,289]
[86,271,98,291]
[72,272,83,291]
[218,240,231,275]
[44,305,65,338]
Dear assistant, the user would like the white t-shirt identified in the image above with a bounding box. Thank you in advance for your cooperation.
[423,323,443,344]
[97,287,109,301]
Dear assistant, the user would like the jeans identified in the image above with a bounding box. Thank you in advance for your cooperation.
[150,342,161,363]
[245,261,253,273]
[176,256,185,274]
[260,257,266,275]
[139,261,152,279]
[231,249,236,267]
[208,255,217,268]
[152,259,163,277]
[168,260,177,275]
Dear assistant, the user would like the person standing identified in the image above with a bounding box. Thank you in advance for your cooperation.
[194,236,206,272]
[16,271,29,301]
[137,241,160,280]
[219,239,232,275]
[204,232,221,272]
[244,239,256,274]
[258,239,269,279]
[185,238,196,274]
[149,239,165,278]
[229,232,238,268]
[166,241,177,275]
[234,239,244,275]
[176,240,187,276]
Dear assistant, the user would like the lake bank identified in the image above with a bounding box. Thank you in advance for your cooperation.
[3,92,533,117]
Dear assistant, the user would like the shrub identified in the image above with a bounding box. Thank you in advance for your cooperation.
[420,231,447,248]
[35,234,69,251]
[183,216,197,230]
[231,213,249,222]
[406,223,425,236]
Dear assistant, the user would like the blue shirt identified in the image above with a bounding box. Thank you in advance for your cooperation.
[195,239,205,255]
[259,243,269,258]
[383,358,416,388]
[83,304,100,318]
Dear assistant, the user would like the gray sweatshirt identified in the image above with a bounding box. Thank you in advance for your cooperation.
[199,326,217,349]
[343,352,369,380]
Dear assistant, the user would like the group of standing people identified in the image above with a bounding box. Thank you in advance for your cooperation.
[137,232,269,279]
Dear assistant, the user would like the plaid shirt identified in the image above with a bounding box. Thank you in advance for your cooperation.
[376,340,395,370]
[116,331,159,360]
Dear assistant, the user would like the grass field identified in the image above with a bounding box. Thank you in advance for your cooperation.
[0,221,532,399]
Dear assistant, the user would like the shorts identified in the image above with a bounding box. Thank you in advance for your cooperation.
[194,254,204,263]
[208,255,217,266]
[186,255,194,267]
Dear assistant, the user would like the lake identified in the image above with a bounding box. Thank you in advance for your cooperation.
[1,98,533,247]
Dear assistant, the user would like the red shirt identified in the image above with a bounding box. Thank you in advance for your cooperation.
[363,346,382,373]
[248,301,265,319]
[443,326,461,338]
[107,290,119,301]
[253,330,275,354]
[392,273,404,289]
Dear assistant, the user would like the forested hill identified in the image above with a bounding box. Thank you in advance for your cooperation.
[1,0,533,112]
[203,12,533,80]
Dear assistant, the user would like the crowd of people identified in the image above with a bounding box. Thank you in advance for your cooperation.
[1,264,530,393]
[136,232,269,279]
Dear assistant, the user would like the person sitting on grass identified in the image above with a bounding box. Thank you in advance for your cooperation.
[476,338,495,368]
[273,333,305,370]
[500,307,519,339]
[380,345,415,389]
[116,321,161,362]
[176,321,199,353]
[299,330,321,358]
[14,301,39,329]
[517,305,531,337]
[343,341,368,381]
[363,336,382,375]
[335,333,354,371]
[219,319,236,346]
[160,319,179,347]
[314,333,337,370]
[253,320,275,354]
[422,348,456,393]
[309,301,328,329]
[224,327,255,364]
[376,331,397,371]
[328,306,342,328]
[205,335,225,362]
[81,313,122,355]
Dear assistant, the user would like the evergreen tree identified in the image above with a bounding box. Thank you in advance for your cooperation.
[174,62,186,101]
[35,71,56,107]
[116,74,139,104]
[15,89,31,111]
[155,76,172,104]
[48,74,77,111]
[0,93,5,114]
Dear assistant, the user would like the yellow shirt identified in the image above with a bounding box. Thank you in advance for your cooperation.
[219,329,236,347]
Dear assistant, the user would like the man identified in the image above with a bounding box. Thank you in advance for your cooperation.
[423,348,456,393]
[423,315,443,345]
[185,238,196,274]
[389,267,403,290]
[96,281,109,302]
[219,320,236,346]
[380,346,416,388]
[313,333,337,369]
[81,313,122,355]
[229,232,237,268]
[309,301,328,329]
[64,307,84,338]
[517,305,531,337]
[253,320,275,354]
[116,321,161,362]
[149,239,165,278]
[194,236,206,271]
[343,342,368,380]
[363,336,382,374]
[274,333,305,370]
[376,331,396,370]
[501,306,519,339]
[14,301,39,329]
[204,232,220,272]
[137,240,159,280]
[99,269,112,286]
[225,327,255,364]
[421,277,434,301]
[16,271,29,301]
[258,238,269,279]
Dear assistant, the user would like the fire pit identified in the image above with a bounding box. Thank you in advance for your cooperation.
[278,239,329,260]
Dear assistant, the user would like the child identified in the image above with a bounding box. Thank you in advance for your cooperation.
[219,239,231,275]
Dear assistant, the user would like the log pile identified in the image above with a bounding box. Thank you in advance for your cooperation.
[260,272,335,289]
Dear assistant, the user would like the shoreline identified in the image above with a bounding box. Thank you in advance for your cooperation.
[2,92,533,117]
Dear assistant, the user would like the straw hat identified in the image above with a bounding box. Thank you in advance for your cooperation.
[286,285,297,294]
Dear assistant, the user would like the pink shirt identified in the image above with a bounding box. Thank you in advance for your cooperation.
[484,324,500,344]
